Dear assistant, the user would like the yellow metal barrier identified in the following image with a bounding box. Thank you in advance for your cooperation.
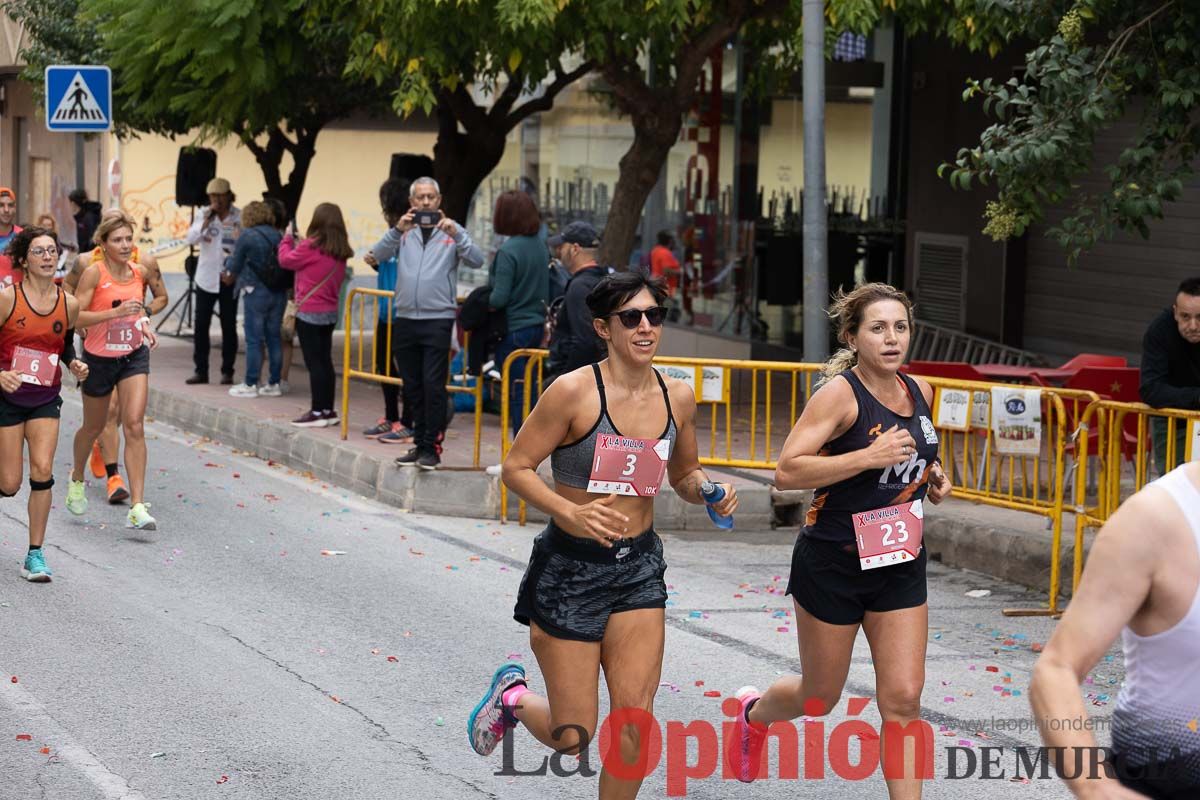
[1070,401,1200,598]
[339,287,484,467]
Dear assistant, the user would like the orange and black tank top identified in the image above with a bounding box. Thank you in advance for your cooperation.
[83,260,146,359]
[803,370,940,543]
[0,284,69,406]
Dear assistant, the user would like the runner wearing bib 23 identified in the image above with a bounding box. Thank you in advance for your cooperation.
[0,227,89,581]
[65,211,160,531]
[467,272,738,799]
[725,283,951,798]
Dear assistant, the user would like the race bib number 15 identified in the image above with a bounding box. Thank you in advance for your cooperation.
[587,435,671,497]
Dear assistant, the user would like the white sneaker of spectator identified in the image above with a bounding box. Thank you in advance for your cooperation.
[258,384,283,397]
[228,383,258,398]
[485,464,503,477]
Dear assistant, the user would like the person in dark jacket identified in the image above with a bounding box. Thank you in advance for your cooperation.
[1140,276,1200,474]
[68,189,102,254]
[489,190,549,435]
[544,222,607,383]
[225,201,286,398]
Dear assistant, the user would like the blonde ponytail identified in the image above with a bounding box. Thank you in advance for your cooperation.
[819,347,859,386]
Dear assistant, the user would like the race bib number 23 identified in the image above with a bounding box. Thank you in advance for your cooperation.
[853,499,924,571]
[587,434,671,497]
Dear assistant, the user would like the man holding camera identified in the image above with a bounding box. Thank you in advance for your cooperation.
[184,178,241,385]
[370,177,483,470]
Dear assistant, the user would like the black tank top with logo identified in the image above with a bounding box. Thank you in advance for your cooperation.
[803,369,940,543]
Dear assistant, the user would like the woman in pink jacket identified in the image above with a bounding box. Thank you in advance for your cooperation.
[278,203,352,427]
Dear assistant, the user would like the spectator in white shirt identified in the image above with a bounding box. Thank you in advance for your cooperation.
[183,178,241,385]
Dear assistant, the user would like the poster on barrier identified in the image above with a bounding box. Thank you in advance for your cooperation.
[935,388,971,431]
[654,364,699,399]
[1189,419,1200,462]
[700,366,729,403]
[991,387,1043,456]
[971,391,991,429]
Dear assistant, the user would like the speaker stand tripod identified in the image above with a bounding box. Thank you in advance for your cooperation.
[156,265,196,338]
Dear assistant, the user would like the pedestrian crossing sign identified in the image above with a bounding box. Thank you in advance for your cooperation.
[44,65,112,132]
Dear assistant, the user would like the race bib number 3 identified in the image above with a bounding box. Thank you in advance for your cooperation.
[12,346,57,386]
[853,499,924,571]
[106,318,140,352]
[587,434,671,497]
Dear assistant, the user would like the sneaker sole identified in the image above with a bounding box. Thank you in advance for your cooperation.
[378,436,415,445]
[418,463,439,471]
[467,662,525,755]
[290,420,328,428]
[128,520,157,531]
[66,501,87,516]
[108,488,130,504]
[20,569,51,582]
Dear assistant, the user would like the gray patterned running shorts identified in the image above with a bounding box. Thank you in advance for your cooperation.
[513,523,667,642]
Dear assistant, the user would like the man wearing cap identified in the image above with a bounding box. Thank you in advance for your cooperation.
[184,178,241,385]
[0,187,24,288]
[545,221,608,383]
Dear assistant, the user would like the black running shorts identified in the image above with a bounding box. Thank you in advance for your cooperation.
[786,534,927,625]
[514,523,668,642]
[83,346,150,397]
[0,394,63,427]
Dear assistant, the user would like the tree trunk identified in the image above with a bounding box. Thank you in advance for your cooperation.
[242,125,323,222]
[599,105,683,268]
[432,128,507,224]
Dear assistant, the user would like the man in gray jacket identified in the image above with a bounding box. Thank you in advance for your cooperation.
[371,177,484,470]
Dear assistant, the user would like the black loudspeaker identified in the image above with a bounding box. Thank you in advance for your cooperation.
[389,153,434,183]
[175,147,217,207]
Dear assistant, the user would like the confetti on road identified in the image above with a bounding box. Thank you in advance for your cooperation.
[320,550,347,556]
[703,690,721,698]
[15,734,32,741]
[216,775,229,784]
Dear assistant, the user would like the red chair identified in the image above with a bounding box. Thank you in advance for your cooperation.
[1058,353,1127,371]
[905,361,987,381]
[1062,367,1142,461]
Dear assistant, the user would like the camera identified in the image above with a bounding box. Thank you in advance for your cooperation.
[413,210,440,228]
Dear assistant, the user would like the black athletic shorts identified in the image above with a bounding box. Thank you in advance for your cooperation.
[1112,750,1200,799]
[514,522,668,642]
[0,394,63,427]
[83,346,150,397]
[786,534,927,625]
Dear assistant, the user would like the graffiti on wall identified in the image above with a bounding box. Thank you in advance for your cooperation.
[120,174,193,270]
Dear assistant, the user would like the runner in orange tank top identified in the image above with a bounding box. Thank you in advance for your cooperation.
[66,240,166,502]
[66,211,165,531]
[0,226,89,581]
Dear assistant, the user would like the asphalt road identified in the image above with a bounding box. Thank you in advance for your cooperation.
[0,400,1120,799]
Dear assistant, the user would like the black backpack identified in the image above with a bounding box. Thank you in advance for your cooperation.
[250,229,292,291]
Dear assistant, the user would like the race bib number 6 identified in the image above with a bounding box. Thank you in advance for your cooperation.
[587,434,671,497]
[853,499,924,571]
[12,346,58,386]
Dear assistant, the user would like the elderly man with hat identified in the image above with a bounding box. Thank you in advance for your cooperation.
[183,177,241,384]
[544,221,609,383]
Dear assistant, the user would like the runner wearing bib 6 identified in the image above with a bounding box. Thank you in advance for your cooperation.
[467,272,738,798]
[65,237,167,504]
[0,227,89,581]
[66,211,161,530]
[725,283,951,797]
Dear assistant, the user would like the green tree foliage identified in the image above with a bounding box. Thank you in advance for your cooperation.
[937,0,1200,263]
[330,0,593,221]
[6,0,398,217]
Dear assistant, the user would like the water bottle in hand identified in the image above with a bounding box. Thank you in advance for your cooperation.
[701,481,734,529]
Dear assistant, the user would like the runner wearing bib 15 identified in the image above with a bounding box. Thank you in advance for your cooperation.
[0,227,89,581]
[466,271,738,800]
[66,211,164,531]
[724,283,952,798]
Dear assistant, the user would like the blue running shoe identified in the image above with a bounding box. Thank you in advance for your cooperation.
[468,662,526,756]
[20,550,51,582]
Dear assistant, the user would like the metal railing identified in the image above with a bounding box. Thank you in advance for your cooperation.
[910,320,1046,366]
[339,288,484,467]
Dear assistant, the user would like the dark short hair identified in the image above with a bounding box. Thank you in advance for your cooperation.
[379,178,409,224]
[493,190,541,237]
[1178,277,1200,297]
[68,188,88,205]
[656,230,673,247]
[263,196,287,230]
[6,226,59,264]
[586,271,669,321]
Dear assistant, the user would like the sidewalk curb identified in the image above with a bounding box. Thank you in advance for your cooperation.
[144,386,777,528]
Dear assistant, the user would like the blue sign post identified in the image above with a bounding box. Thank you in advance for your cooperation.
[44,65,112,132]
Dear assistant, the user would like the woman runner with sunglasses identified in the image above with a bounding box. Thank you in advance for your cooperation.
[468,271,738,798]
[0,227,89,580]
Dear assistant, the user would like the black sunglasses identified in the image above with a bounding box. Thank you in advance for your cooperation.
[608,306,668,329]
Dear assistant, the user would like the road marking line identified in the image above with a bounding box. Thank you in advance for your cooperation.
[0,676,148,799]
